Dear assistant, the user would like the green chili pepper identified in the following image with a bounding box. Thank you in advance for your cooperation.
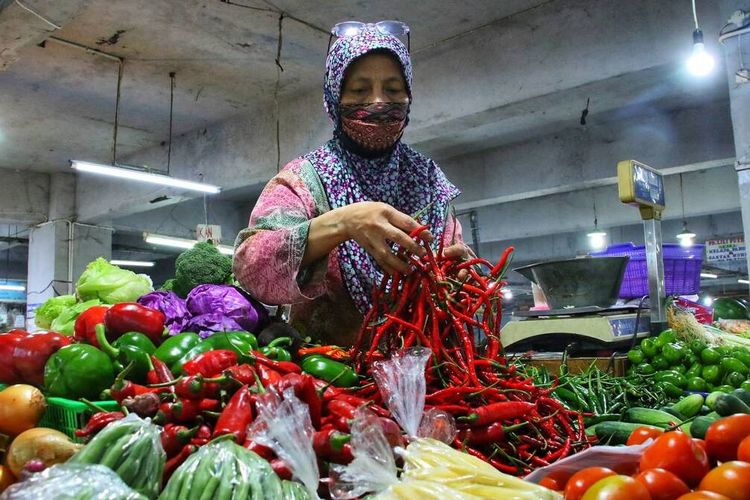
[205,331,258,362]
[44,344,115,400]
[95,325,155,384]
[260,346,292,361]
[301,355,358,387]
[154,332,201,368]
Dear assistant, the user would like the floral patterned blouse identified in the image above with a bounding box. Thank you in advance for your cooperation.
[233,158,463,346]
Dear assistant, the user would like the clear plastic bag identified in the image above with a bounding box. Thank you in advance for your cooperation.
[372,348,456,443]
[525,441,651,484]
[68,413,165,498]
[330,407,400,499]
[0,463,146,500]
[249,386,320,499]
[159,439,283,500]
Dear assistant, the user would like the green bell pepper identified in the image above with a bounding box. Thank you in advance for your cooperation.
[154,332,201,369]
[44,344,115,400]
[95,325,154,383]
[205,331,258,362]
[301,354,358,387]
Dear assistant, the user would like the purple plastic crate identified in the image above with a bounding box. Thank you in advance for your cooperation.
[591,242,704,299]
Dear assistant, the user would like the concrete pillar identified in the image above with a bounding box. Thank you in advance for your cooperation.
[721,21,750,280]
[26,222,112,330]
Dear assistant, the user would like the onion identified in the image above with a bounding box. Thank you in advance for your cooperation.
[6,428,82,478]
[0,385,47,436]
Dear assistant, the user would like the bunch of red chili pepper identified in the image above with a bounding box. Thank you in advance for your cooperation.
[351,226,594,475]
[80,345,394,485]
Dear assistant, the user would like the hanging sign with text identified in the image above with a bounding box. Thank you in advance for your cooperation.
[706,237,746,262]
[196,224,222,244]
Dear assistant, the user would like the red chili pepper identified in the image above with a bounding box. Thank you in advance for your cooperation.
[224,363,256,385]
[270,459,293,480]
[243,439,275,460]
[455,421,527,446]
[75,411,125,438]
[150,356,176,393]
[160,399,204,423]
[190,424,213,447]
[163,444,197,482]
[183,349,238,376]
[251,350,301,374]
[73,306,110,347]
[1,330,72,385]
[327,399,357,420]
[320,414,350,433]
[490,246,515,277]
[173,373,228,400]
[212,385,254,443]
[104,302,166,343]
[160,423,200,457]
[257,364,282,387]
[312,428,351,458]
[271,373,322,428]
[297,345,350,362]
[458,401,535,426]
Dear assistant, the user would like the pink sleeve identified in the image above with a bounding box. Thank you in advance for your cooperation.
[442,211,465,247]
[233,159,328,305]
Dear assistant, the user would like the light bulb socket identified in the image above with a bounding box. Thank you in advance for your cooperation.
[692,28,704,45]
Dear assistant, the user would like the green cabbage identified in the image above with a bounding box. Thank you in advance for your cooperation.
[76,258,153,304]
[50,299,102,336]
[34,295,76,329]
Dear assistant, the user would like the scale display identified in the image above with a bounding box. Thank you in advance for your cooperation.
[617,160,665,210]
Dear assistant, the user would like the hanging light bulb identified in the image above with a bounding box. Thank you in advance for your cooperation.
[686,1,714,77]
[687,29,715,76]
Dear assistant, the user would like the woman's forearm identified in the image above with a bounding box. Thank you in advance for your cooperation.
[301,207,350,267]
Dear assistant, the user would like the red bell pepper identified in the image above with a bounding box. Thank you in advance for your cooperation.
[0,330,72,385]
[105,303,166,344]
[74,305,110,347]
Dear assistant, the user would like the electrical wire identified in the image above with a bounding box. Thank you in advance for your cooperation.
[112,60,124,165]
[14,0,61,29]
[167,72,176,176]
[691,0,700,30]
[274,13,284,173]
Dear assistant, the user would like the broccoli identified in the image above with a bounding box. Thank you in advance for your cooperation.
[159,278,178,292]
[173,241,233,297]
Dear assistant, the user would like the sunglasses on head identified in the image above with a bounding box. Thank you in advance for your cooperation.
[327,20,411,53]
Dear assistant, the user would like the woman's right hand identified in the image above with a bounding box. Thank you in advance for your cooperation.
[341,201,431,275]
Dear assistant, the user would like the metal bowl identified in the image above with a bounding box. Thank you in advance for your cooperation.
[514,256,629,309]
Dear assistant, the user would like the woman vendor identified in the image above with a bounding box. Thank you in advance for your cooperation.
[234,22,469,345]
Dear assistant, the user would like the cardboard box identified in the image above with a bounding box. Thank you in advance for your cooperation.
[525,355,629,377]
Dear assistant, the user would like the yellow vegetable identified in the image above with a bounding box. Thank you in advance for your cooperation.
[6,428,82,477]
[0,385,47,436]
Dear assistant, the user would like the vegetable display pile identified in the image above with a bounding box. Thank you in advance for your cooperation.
[351,227,591,474]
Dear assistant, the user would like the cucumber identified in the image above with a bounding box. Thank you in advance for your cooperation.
[714,394,750,416]
[591,421,645,445]
[623,407,681,428]
[731,388,750,406]
[671,393,705,418]
[659,406,686,421]
[690,412,721,439]
[583,414,622,426]
[706,391,724,410]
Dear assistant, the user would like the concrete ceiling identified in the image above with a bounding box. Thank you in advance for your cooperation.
[0,0,549,173]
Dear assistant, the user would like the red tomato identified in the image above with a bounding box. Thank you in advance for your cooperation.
[634,468,690,500]
[539,470,570,491]
[580,475,652,500]
[627,425,665,446]
[640,431,711,487]
[738,436,750,463]
[678,493,731,500]
[564,467,617,500]
[698,461,750,500]
[705,415,750,463]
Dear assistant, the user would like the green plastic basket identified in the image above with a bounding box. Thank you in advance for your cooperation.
[0,384,6,392]
[38,397,120,442]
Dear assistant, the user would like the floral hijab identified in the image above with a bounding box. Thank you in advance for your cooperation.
[305,26,460,313]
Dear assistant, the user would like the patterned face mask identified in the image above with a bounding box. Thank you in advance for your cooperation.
[339,102,409,152]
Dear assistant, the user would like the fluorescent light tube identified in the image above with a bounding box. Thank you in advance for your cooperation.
[144,233,233,255]
[700,273,718,279]
[739,279,750,285]
[71,160,221,194]
[0,284,25,291]
[110,259,155,268]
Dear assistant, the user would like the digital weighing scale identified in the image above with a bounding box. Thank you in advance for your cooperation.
[501,159,667,353]
[502,305,651,353]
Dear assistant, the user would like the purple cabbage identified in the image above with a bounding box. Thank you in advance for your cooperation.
[185,313,245,339]
[137,291,190,335]
[185,284,267,334]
